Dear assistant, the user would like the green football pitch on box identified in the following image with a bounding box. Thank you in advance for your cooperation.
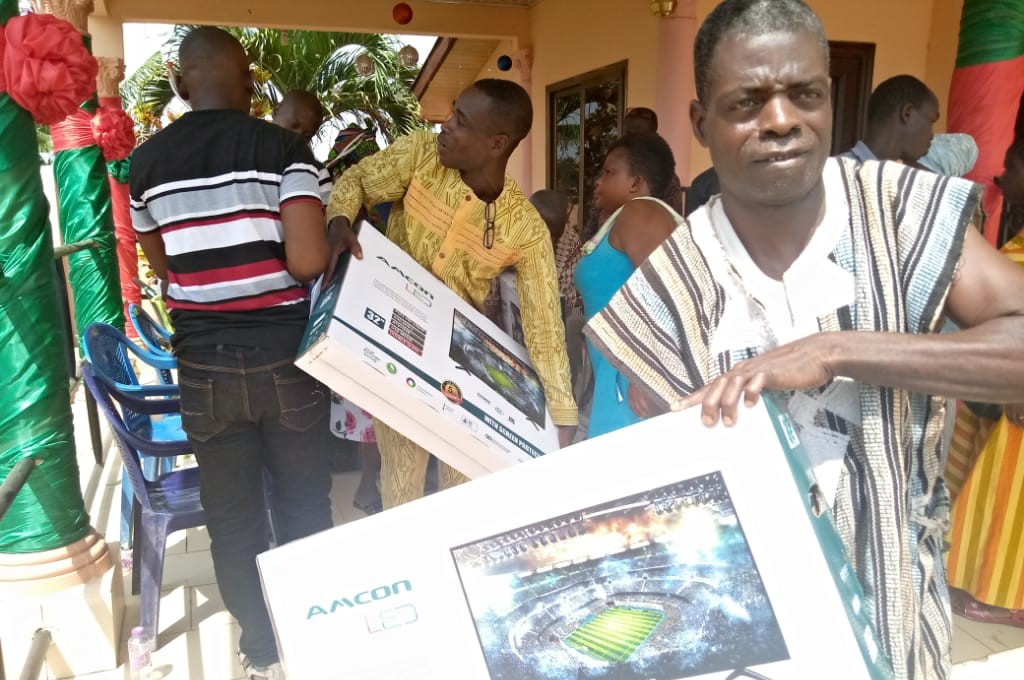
[564,606,665,664]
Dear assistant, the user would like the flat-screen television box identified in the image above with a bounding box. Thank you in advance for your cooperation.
[496,270,525,345]
[258,401,893,680]
[297,224,559,479]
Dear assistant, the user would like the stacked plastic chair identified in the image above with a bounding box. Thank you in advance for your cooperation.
[128,303,173,359]
[81,322,183,554]
[124,309,281,543]
[86,315,278,594]
[82,362,203,643]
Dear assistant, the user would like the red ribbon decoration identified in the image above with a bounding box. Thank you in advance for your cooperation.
[91,106,135,160]
[0,26,7,94]
[50,109,93,152]
[0,14,135,160]
[0,12,98,125]
[50,106,136,160]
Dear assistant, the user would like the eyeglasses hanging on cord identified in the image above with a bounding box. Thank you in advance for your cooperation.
[483,201,496,249]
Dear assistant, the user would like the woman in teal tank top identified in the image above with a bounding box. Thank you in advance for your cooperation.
[574,133,683,437]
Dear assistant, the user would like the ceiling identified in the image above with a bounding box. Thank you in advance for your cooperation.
[414,37,503,123]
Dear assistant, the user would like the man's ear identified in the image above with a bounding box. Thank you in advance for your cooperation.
[173,73,189,102]
[244,70,256,99]
[490,133,511,157]
[899,102,915,125]
[690,99,710,148]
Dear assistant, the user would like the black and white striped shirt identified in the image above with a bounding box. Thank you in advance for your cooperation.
[130,109,331,349]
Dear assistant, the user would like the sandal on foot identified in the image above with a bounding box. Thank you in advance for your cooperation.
[952,589,1024,628]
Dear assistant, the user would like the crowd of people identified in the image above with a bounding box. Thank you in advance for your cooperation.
[126,1,1024,678]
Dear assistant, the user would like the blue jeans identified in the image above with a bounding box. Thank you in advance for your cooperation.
[177,345,333,666]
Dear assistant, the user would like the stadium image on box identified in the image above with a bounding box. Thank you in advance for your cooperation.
[449,472,788,680]
[449,308,547,428]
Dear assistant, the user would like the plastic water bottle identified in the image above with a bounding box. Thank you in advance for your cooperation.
[127,625,153,679]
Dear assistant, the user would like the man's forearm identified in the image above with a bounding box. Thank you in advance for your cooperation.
[515,251,578,425]
[525,324,577,426]
[137,231,167,280]
[829,316,1024,402]
[326,171,364,224]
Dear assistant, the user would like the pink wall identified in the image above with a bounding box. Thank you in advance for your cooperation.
[527,0,663,193]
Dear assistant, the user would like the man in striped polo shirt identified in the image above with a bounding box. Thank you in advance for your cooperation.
[130,27,338,680]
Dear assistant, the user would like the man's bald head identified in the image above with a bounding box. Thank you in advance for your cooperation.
[177,27,253,112]
[273,90,325,141]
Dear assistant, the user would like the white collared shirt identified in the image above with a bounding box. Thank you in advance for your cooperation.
[687,158,860,506]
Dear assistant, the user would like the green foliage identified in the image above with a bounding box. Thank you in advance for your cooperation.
[36,124,51,153]
[122,26,427,144]
[122,51,175,142]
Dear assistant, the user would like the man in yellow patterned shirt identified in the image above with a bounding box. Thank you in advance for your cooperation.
[326,79,577,508]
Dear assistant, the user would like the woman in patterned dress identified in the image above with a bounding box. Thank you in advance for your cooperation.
[946,141,1024,625]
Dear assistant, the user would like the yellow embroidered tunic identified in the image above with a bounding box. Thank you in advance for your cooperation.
[327,130,577,425]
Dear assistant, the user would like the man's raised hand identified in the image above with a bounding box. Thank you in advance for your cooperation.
[675,333,836,427]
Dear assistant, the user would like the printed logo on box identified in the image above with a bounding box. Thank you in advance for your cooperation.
[305,580,413,620]
[460,414,478,432]
[366,604,418,634]
[386,362,398,375]
[777,414,801,448]
[483,430,512,454]
[376,255,435,308]
[441,380,463,404]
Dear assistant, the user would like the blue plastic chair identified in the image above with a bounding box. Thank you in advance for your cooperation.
[82,323,184,551]
[128,303,174,359]
[83,363,203,644]
[82,322,177,395]
[84,322,279,558]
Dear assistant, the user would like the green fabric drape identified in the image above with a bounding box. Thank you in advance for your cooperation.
[948,0,1024,244]
[0,0,90,553]
[956,0,1024,68]
[107,156,131,184]
[53,140,125,342]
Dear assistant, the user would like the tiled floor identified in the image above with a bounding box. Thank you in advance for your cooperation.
[951,615,1024,677]
[74,473,367,680]
[47,381,1024,678]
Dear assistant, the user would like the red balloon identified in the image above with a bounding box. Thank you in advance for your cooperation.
[393,3,413,25]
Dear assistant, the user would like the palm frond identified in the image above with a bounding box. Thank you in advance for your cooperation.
[122,26,427,145]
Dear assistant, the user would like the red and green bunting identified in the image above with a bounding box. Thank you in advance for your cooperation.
[947,0,1024,245]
